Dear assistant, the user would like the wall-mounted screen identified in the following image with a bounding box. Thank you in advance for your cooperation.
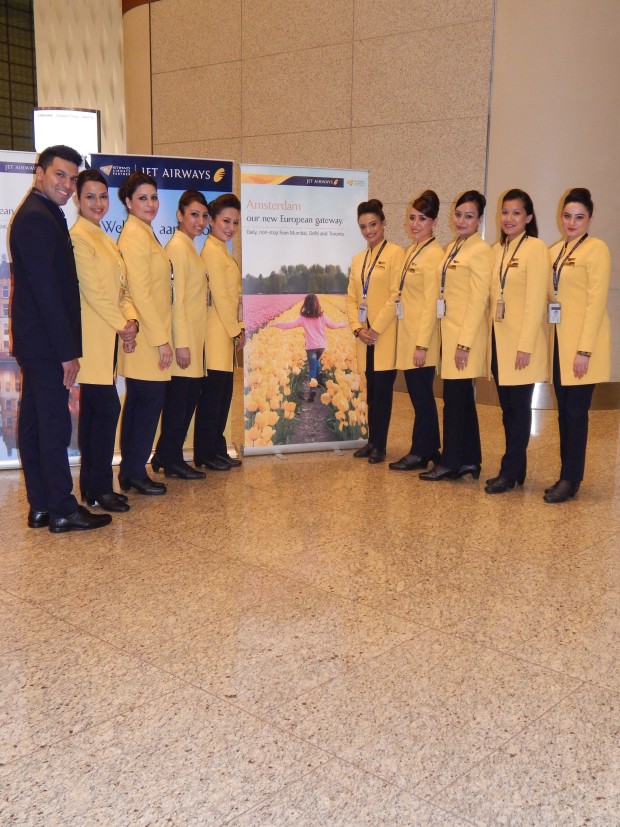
[33,108,101,156]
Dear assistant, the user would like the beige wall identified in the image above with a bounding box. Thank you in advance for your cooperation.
[486,0,620,380]
[147,0,495,248]
[33,0,126,153]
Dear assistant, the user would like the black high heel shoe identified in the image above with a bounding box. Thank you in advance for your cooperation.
[419,464,457,481]
[455,464,481,480]
[484,476,516,494]
[118,474,167,495]
[151,454,162,473]
[543,480,580,503]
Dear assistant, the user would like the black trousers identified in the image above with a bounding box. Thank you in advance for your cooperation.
[365,346,396,453]
[440,377,481,470]
[78,383,121,498]
[403,366,440,458]
[553,334,595,482]
[120,378,166,478]
[194,370,233,461]
[155,375,202,466]
[491,333,534,483]
[18,359,78,518]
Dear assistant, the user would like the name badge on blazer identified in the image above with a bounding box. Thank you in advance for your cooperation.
[564,259,576,266]
[447,263,458,270]
[508,260,519,268]
[374,261,386,270]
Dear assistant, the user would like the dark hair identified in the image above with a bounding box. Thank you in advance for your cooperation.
[300,293,322,318]
[178,189,208,212]
[357,198,385,221]
[411,189,439,220]
[118,171,157,205]
[563,187,594,216]
[37,145,82,171]
[500,188,539,242]
[455,190,486,217]
[76,168,108,198]
[208,193,241,219]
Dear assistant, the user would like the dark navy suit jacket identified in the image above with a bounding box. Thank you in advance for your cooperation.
[9,189,82,363]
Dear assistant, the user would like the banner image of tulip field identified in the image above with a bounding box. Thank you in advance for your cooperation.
[240,164,369,455]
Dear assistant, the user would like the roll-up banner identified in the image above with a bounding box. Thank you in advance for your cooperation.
[0,151,233,469]
[240,164,368,455]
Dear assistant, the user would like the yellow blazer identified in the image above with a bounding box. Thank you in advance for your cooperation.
[346,240,404,372]
[487,233,549,385]
[437,231,493,380]
[166,230,208,379]
[548,235,611,385]
[70,216,137,385]
[117,214,172,382]
[395,238,444,370]
[201,234,243,373]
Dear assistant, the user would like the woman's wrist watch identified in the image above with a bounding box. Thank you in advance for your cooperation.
[457,344,470,352]
[354,328,361,337]
[416,345,428,351]
[577,351,591,357]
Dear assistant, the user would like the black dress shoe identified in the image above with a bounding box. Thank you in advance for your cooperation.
[353,443,373,458]
[543,480,580,503]
[544,480,561,495]
[115,492,129,502]
[216,453,242,468]
[455,463,481,480]
[368,449,386,464]
[49,506,112,533]
[86,492,131,512]
[389,453,433,471]
[163,461,206,480]
[484,476,516,494]
[118,474,167,495]
[419,464,457,481]
[28,509,49,529]
[202,458,230,471]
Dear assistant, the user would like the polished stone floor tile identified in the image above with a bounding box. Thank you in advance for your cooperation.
[268,630,581,797]
[230,759,474,826]
[0,379,618,824]
[0,685,330,825]
[432,683,620,826]
[0,630,184,765]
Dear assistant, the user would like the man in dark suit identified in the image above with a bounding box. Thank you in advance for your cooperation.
[9,145,111,532]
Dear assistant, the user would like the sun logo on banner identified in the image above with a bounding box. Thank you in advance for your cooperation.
[213,167,226,183]
[100,165,113,176]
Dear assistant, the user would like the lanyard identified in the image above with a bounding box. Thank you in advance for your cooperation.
[440,238,464,295]
[398,237,435,294]
[360,239,387,299]
[552,233,588,295]
[498,233,528,296]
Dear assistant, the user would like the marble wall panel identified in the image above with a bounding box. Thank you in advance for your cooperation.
[242,0,353,59]
[153,138,241,162]
[152,63,242,144]
[353,0,494,40]
[151,0,241,73]
[242,44,353,137]
[351,118,488,245]
[351,21,493,128]
[241,129,351,169]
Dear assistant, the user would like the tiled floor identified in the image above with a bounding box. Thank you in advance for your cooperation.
[1,381,619,825]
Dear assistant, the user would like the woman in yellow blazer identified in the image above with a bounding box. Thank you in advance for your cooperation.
[117,172,173,495]
[544,187,611,503]
[70,169,138,513]
[485,189,549,494]
[390,190,444,471]
[152,190,209,480]
[420,190,493,481]
[346,198,403,463]
[194,193,244,471]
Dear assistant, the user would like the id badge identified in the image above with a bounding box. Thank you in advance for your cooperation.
[358,302,368,323]
[237,297,243,322]
[495,298,505,322]
[436,297,446,318]
[547,301,561,324]
[395,299,404,320]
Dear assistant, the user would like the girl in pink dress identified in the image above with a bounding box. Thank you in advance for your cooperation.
[271,293,347,400]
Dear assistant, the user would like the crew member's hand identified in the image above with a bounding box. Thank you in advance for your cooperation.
[176,347,191,369]
[235,331,246,350]
[158,342,173,370]
[515,351,531,370]
[573,352,590,379]
[455,347,469,371]
[414,348,427,368]
[62,358,80,389]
